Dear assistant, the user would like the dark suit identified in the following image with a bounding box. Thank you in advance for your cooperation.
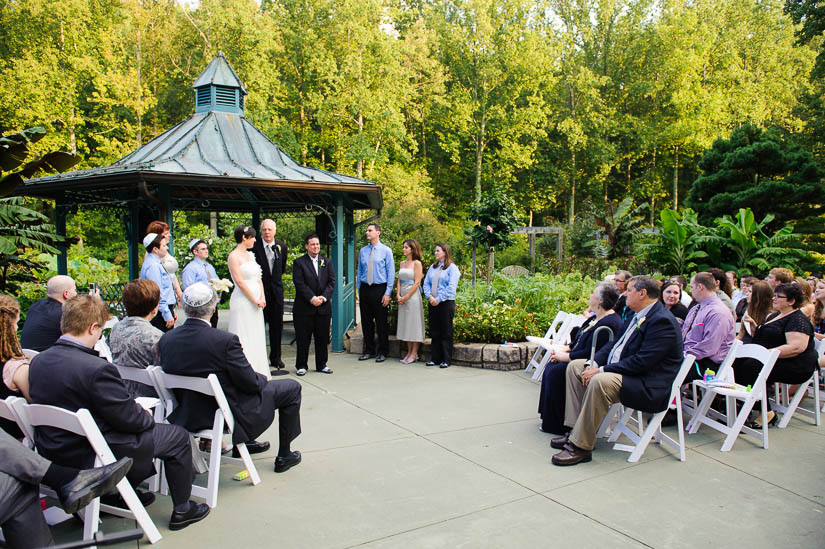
[292,254,335,371]
[20,297,63,351]
[28,338,194,505]
[252,238,288,367]
[158,319,302,451]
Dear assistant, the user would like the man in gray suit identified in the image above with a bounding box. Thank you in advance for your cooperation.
[1,428,132,547]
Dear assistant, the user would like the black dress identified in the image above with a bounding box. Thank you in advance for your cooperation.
[538,313,623,434]
[667,302,689,321]
[734,310,817,386]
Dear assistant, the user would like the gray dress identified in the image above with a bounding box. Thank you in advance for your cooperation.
[109,316,162,397]
[397,266,425,342]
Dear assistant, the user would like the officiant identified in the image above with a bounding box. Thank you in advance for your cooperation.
[252,219,290,376]
[181,238,220,328]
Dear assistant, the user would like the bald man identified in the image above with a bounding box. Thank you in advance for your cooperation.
[252,219,289,375]
[20,275,78,352]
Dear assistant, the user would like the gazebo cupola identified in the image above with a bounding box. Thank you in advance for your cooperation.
[192,51,247,116]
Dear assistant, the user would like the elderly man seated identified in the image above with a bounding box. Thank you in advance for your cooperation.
[158,283,303,473]
[20,275,77,352]
[551,276,684,466]
[28,294,210,531]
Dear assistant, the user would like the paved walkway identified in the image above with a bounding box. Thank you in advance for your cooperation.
[51,338,825,548]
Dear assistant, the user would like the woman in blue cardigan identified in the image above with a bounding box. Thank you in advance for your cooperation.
[538,283,623,435]
[422,243,460,368]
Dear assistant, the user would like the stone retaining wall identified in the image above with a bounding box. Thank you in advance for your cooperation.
[346,333,538,371]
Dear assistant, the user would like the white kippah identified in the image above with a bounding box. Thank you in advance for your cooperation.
[182,282,214,307]
[143,233,159,249]
[189,238,204,252]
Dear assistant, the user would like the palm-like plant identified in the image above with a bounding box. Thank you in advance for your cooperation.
[640,208,711,275]
[589,197,648,259]
[715,208,807,274]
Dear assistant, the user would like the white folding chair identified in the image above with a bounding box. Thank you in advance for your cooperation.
[22,348,39,358]
[152,370,261,508]
[10,401,161,544]
[770,339,822,428]
[608,355,697,462]
[687,344,780,451]
[525,311,568,376]
[0,396,34,448]
[527,314,587,381]
[684,340,743,420]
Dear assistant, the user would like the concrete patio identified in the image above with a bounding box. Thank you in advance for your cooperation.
[49,334,825,548]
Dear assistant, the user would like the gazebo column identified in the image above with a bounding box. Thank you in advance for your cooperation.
[331,196,348,352]
[126,202,140,280]
[251,207,260,232]
[54,202,68,276]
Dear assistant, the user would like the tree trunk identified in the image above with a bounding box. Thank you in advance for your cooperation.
[673,145,680,210]
[475,113,486,204]
[486,246,494,283]
[357,113,364,178]
[568,151,576,225]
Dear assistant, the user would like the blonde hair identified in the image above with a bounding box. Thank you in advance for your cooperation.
[60,295,111,336]
[0,294,23,362]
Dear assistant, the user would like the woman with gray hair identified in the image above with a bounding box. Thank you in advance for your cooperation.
[538,283,624,435]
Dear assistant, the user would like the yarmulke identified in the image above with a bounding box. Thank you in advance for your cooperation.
[143,233,159,249]
[182,282,215,307]
[189,238,205,252]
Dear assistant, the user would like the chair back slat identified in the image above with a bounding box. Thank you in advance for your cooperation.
[155,371,235,433]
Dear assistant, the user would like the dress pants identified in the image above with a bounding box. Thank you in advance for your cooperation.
[294,313,330,371]
[262,380,302,452]
[563,359,623,451]
[538,361,569,435]
[360,283,389,356]
[0,429,53,547]
[263,299,284,366]
[428,300,455,364]
[150,305,176,333]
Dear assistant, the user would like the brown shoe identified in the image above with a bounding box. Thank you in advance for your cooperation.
[550,433,570,450]
[551,443,592,466]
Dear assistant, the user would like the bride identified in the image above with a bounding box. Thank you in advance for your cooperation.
[227,225,270,379]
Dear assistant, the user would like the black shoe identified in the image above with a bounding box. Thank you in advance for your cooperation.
[660,409,678,427]
[274,450,302,473]
[232,440,270,458]
[425,361,437,367]
[375,354,386,363]
[358,353,373,361]
[101,488,155,510]
[317,366,333,374]
[169,502,210,531]
[57,457,133,515]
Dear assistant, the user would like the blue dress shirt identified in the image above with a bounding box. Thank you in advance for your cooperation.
[141,253,176,321]
[357,242,395,296]
[181,258,219,289]
[423,262,460,302]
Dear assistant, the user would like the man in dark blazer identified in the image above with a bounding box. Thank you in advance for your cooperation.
[28,294,210,530]
[292,233,336,376]
[20,275,77,351]
[252,218,289,376]
[551,276,683,466]
[158,283,303,474]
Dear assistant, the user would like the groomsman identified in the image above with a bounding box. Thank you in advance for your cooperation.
[181,239,219,327]
[356,223,394,362]
[292,234,335,376]
[253,219,289,376]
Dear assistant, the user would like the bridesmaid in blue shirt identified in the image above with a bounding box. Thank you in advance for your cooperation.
[423,243,460,368]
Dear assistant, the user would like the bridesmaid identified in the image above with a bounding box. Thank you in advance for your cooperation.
[423,243,460,368]
[396,239,425,363]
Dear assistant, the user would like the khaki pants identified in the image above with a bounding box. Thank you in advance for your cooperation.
[564,359,623,451]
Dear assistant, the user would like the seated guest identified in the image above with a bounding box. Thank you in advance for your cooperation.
[735,282,818,428]
[109,279,164,398]
[766,267,793,290]
[793,277,815,320]
[728,271,744,306]
[612,270,633,322]
[158,283,303,473]
[181,238,219,327]
[738,280,773,344]
[735,277,755,322]
[660,279,689,322]
[551,276,683,466]
[1,429,133,548]
[28,294,210,531]
[140,233,177,332]
[708,268,736,318]
[681,273,735,382]
[812,279,825,339]
[538,283,622,435]
[1,295,32,438]
[20,275,77,352]
[674,275,693,308]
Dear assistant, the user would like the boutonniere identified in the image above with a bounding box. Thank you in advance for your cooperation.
[636,316,647,330]
[320,259,325,268]
[276,244,281,254]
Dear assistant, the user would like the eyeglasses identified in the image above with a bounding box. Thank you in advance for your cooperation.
[773,295,787,300]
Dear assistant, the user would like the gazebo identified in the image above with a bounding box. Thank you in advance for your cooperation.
[20,52,382,351]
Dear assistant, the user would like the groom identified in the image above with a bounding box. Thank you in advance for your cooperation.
[252,219,289,376]
[292,233,335,376]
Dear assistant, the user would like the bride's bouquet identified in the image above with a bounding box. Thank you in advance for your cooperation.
[209,278,234,294]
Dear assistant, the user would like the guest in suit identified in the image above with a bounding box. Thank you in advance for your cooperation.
[551,276,684,466]
[20,275,77,352]
[538,283,622,435]
[28,294,210,530]
[181,238,219,327]
[612,270,633,322]
[293,234,336,376]
[252,219,289,375]
[158,283,303,474]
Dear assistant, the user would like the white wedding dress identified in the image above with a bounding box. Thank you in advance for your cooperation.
[228,256,270,379]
